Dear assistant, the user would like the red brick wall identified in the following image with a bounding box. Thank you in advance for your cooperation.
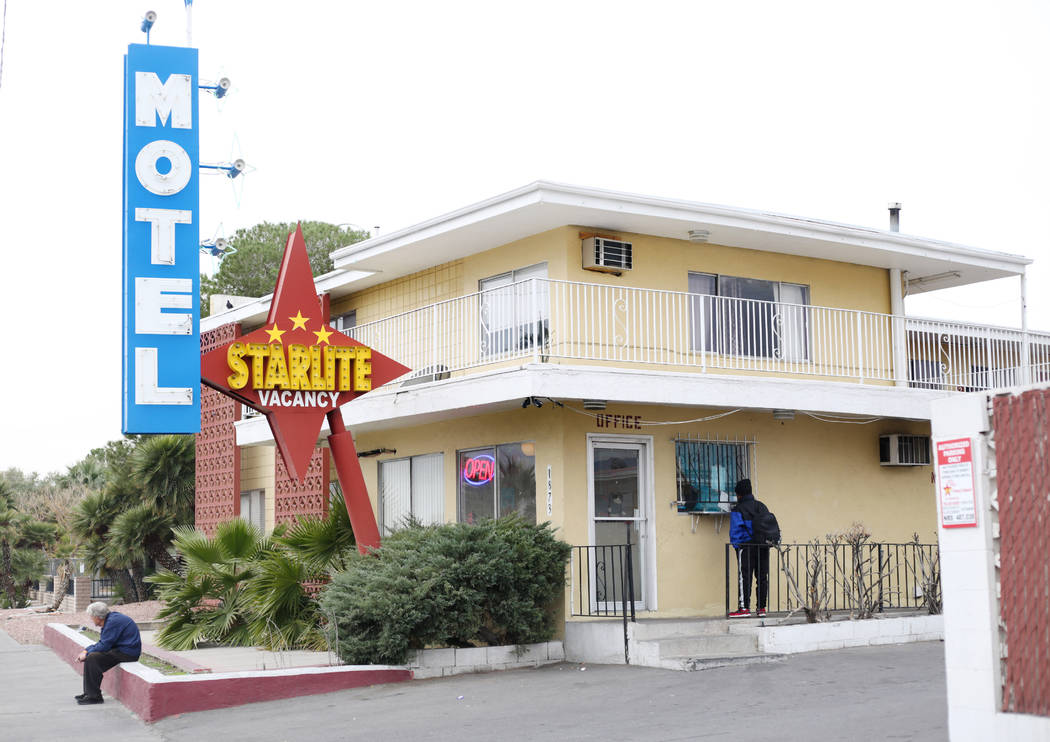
[274,448,330,526]
[994,388,1050,716]
[195,323,241,536]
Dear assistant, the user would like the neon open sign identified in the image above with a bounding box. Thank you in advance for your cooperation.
[462,454,496,486]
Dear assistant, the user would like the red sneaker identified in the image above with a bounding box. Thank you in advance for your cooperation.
[756,608,767,617]
[728,608,752,618]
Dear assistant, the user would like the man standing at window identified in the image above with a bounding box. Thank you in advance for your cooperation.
[74,602,141,705]
[728,479,771,618]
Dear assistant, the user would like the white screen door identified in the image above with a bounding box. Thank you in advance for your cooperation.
[588,437,652,611]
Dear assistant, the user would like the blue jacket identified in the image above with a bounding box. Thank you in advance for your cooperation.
[85,611,141,659]
[730,492,761,547]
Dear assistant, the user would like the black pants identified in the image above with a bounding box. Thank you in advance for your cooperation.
[83,650,137,698]
[736,545,770,610]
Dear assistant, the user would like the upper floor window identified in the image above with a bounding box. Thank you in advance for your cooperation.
[689,273,810,361]
[332,310,357,334]
[479,264,549,357]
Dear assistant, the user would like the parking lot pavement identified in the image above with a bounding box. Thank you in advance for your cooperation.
[153,641,948,742]
[2,628,945,741]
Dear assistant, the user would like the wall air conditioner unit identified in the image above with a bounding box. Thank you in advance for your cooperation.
[582,236,633,274]
[879,434,931,466]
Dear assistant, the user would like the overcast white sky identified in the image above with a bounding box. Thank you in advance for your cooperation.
[1,1,1047,475]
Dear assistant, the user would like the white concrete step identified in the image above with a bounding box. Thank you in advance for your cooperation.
[644,632,759,658]
[630,618,732,642]
[630,620,782,671]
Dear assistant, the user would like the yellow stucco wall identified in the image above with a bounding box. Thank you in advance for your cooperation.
[332,260,465,326]
[348,403,935,619]
[240,445,276,533]
[451,225,890,313]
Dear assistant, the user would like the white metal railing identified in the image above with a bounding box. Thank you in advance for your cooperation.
[345,278,1050,391]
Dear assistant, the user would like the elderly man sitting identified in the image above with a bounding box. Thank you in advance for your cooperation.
[74,601,142,705]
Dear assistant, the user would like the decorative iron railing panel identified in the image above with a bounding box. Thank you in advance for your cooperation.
[724,541,941,617]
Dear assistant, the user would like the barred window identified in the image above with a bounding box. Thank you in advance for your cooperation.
[675,435,756,514]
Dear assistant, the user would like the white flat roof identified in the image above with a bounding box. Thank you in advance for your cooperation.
[332,180,1029,292]
[204,181,1030,331]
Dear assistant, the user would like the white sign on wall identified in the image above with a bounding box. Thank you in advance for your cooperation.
[935,437,978,528]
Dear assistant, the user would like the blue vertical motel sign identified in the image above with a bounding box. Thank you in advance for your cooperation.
[123,44,201,433]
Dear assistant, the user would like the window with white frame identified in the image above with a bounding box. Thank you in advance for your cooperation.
[689,272,810,361]
[479,263,549,356]
[458,442,536,523]
[378,453,444,535]
[240,489,266,533]
[675,435,756,514]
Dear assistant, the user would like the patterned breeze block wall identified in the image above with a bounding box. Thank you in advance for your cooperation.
[993,388,1050,717]
[275,447,330,525]
[195,323,241,536]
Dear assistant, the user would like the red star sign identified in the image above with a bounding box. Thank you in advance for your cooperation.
[201,225,410,483]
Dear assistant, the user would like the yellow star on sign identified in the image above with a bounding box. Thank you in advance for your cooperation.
[289,310,310,330]
[313,325,334,345]
[265,323,286,343]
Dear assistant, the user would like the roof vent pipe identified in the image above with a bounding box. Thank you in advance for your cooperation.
[888,202,901,232]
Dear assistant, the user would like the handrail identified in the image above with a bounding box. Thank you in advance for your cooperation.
[345,277,1049,390]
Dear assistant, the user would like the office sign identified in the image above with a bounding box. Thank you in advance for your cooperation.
[935,437,978,528]
[123,43,200,433]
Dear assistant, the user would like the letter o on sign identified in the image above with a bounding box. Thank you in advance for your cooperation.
[135,139,192,195]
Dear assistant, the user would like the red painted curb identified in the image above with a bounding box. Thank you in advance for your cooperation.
[45,624,411,722]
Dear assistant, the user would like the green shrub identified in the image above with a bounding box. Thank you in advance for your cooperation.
[319,517,570,665]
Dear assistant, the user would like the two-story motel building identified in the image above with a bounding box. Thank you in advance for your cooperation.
[196,181,1042,624]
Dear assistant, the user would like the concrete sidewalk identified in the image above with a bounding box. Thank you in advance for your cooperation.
[0,629,159,742]
[2,627,948,740]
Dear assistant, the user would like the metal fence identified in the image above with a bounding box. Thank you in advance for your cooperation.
[91,579,116,599]
[346,277,1050,390]
[569,531,637,663]
[44,577,74,595]
[725,541,941,617]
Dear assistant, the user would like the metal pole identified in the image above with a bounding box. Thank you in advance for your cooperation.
[890,268,907,386]
[326,410,382,554]
[626,524,636,623]
[725,543,731,617]
[1021,272,1031,385]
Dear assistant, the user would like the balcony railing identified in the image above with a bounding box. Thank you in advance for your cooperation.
[346,278,1050,390]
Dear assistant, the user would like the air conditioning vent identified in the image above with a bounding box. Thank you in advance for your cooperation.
[879,434,931,466]
[582,237,632,273]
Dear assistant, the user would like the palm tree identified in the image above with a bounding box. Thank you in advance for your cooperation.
[71,490,141,602]
[150,518,272,650]
[131,435,195,523]
[108,503,182,574]
[0,481,57,607]
[275,491,356,574]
